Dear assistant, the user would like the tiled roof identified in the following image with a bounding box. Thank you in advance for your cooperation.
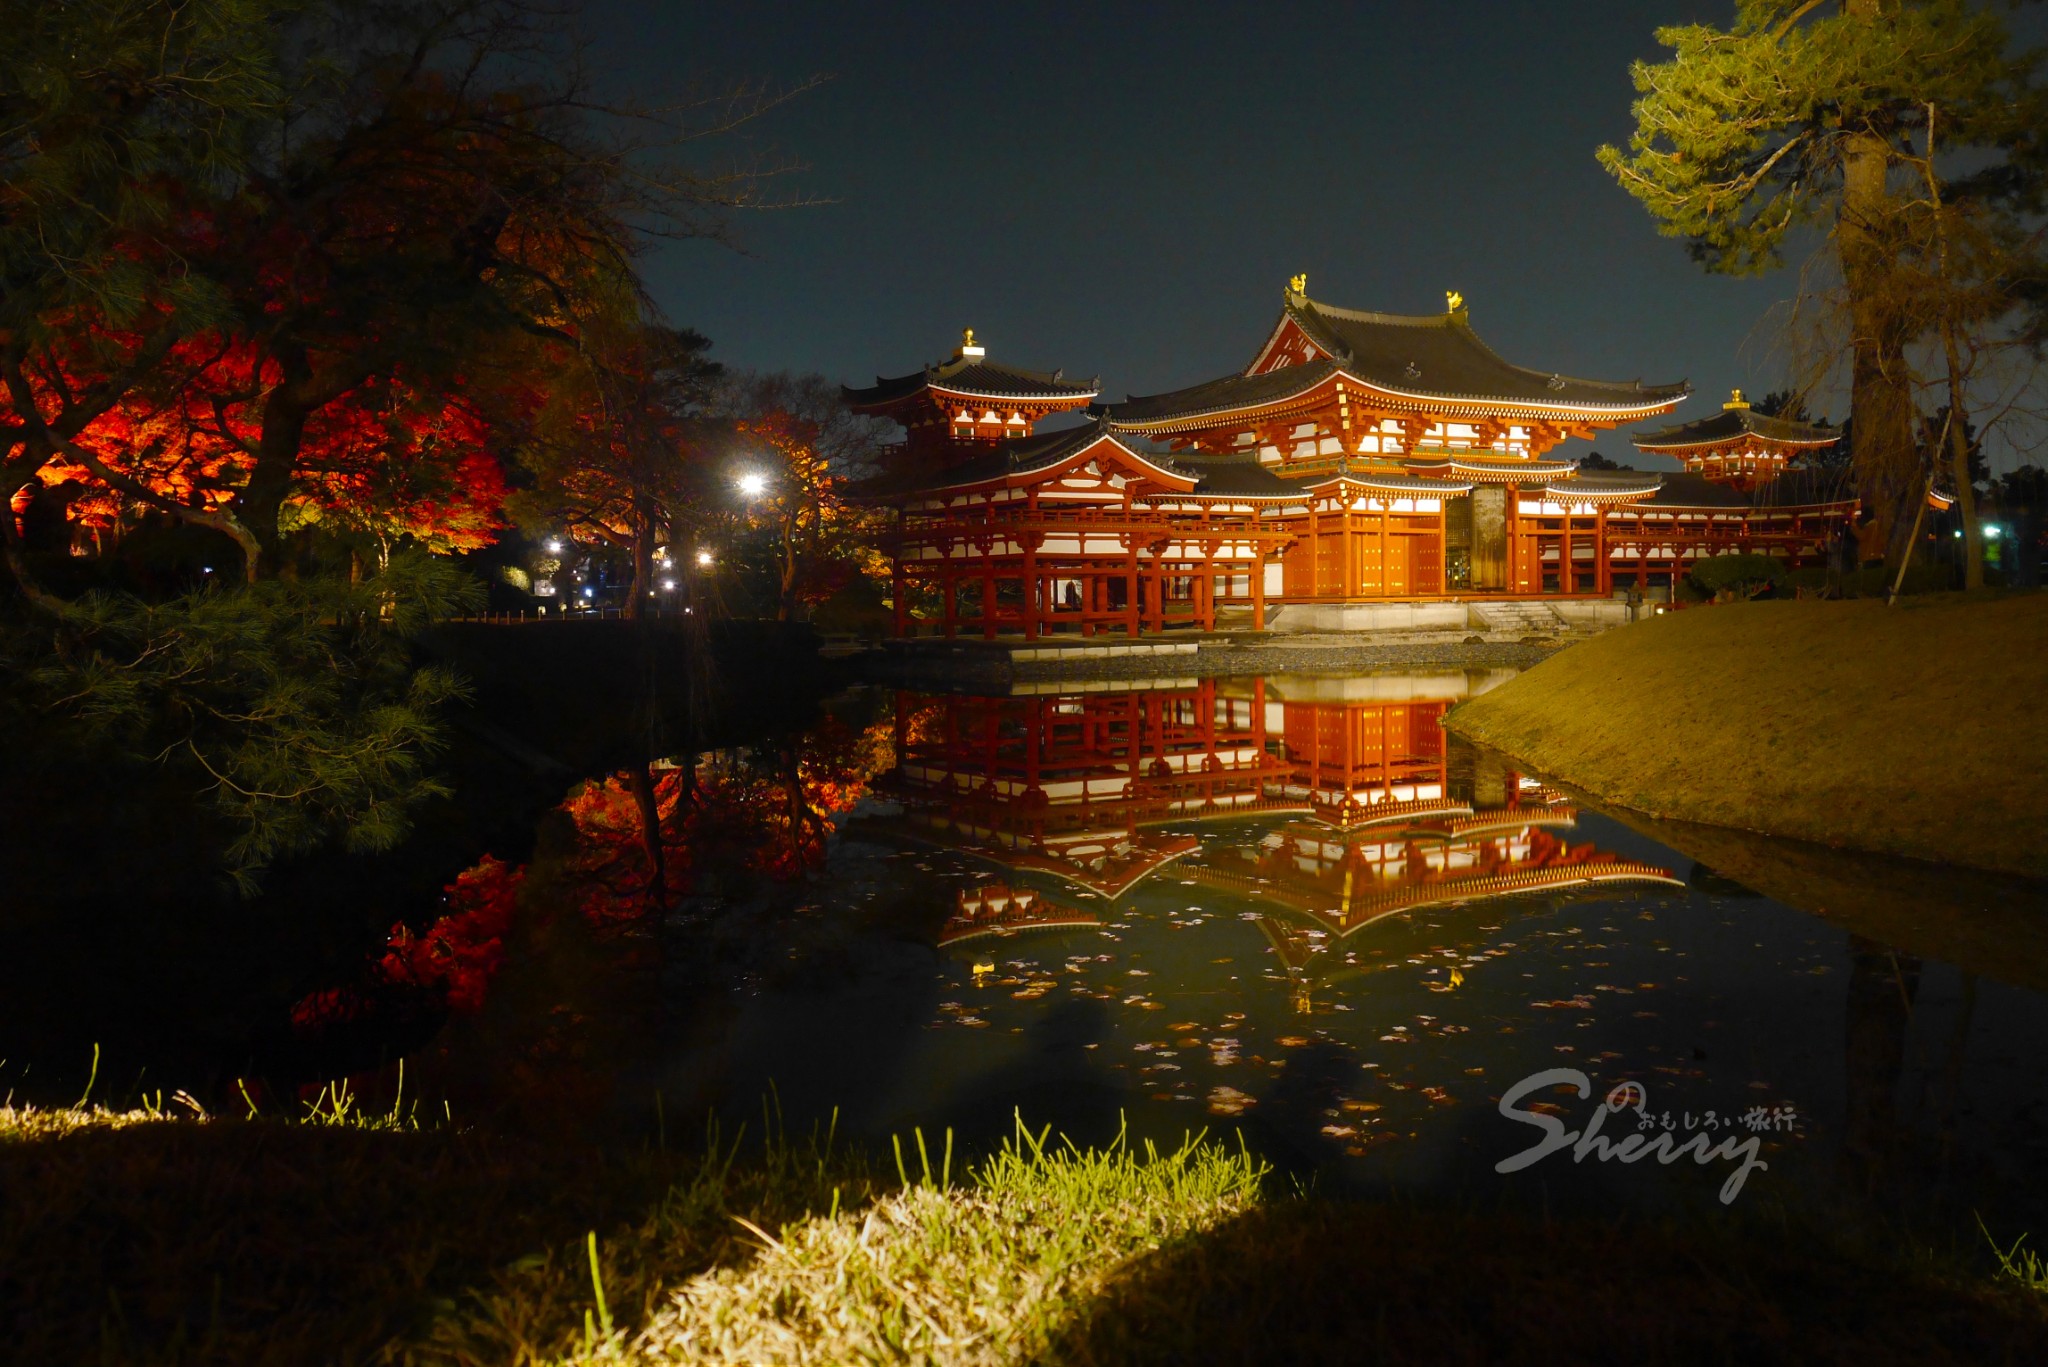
[1638,468,1858,510]
[844,421,1185,499]
[1160,452,1307,500]
[844,356,1098,408]
[1099,297,1687,427]
[1637,471,1748,509]
[1306,469,1476,495]
[1551,470,1665,498]
[1097,359,1338,426]
[1285,298,1690,410]
[1633,407,1838,450]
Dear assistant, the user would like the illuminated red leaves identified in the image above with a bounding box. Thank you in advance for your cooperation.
[375,855,525,1014]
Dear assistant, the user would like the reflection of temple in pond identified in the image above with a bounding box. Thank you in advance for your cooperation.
[877,677,1682,952]
[878,679,1298,895]
[1205,674,1684,1006]
[940,882,1102,947]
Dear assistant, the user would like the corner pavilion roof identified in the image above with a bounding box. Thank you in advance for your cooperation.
[844,354,1099,410]
[1633,405,1838,453]
[1630,468,1858,511]
[843,424,1119,500]
[1100,293,1689,426]
[1159,450,1315,500]
[845,423,1315,503]
[1545,469,1665,501]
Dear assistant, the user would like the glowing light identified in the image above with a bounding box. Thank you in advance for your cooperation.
[546,538,563,553]
[1984,524,2002,540]
[737,472,768,497]
[695,549,714,566]
[582,587,594,598]
[662,579,675,591]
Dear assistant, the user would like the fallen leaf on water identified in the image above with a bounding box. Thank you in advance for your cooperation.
[1207,1085,1254,1116]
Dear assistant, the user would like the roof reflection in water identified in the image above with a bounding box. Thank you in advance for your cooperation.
[875,679,1299,898]
[875,674,1682,988]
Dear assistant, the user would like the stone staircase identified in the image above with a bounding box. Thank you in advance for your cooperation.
[1471,601,1570,638]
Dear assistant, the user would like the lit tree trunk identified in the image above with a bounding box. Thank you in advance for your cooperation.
[1919,102,1985,592]
[627,761,666,906]
[1838,117,1918,567]
[777,504,798,621]
[626,498,655,622]
[243,353,316,583]
[1941,331,1984,591]
[0,497,66,613]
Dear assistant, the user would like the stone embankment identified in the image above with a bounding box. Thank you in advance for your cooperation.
[862,632,1562,689]
[854,597,1639,688]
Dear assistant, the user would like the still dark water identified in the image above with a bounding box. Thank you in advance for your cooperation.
[14,668,2048,1227]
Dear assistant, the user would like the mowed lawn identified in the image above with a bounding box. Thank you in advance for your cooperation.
[1445,593,2048,878]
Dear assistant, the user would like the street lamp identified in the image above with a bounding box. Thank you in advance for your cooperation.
[695,548,714,567]
[737,471,768,498]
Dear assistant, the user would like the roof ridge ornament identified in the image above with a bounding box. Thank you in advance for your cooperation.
[1446,289,1464,313]
[1547,373,1567,391]
[1724,387,1750,410]
[1288,272,1307,297]
[959,327,985,361]
[1404,361,1422,380]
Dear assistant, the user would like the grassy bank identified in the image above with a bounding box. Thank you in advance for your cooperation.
[5,1099,2046,1364]
[1444,593,2048,878]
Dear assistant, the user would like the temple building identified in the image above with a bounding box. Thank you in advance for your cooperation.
[1099,279,1688,600]
[847,282,1860,636]
[843,330,1098,467]
[1618,391,1858,577]
[1632,390,1839,490]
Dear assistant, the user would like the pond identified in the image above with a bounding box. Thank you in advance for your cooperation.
[377,667,2048,1228]
[7,663,2043,1234]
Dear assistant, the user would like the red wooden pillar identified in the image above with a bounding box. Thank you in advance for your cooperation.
[1021,536,1039,641]
[1305,499,1321,599]
[980,555,997,639]
[1251,523,1267,630]
[1595,508,1611,596]
[1344,506,1361,597]
[1377,504,1391,598]
[1124,539,1139,638]
[1198,544,1215,632]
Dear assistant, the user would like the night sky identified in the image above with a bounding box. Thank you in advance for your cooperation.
[586,2,1819,467]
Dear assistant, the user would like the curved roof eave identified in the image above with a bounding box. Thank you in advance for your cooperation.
[1110,365,1688,431]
